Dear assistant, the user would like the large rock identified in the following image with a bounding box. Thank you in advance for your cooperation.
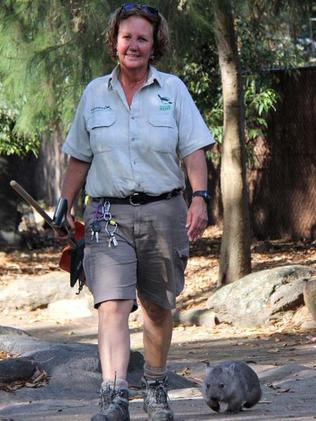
[303,277,316,321]
[0,326,195,405]
[0,327,138,400]
[206,265,314,327]
[0,271,93,311]
[0,325,31,337]
[47,298,92,320]
[173,308,218,328]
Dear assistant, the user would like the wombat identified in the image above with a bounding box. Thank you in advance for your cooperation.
[202,360,262,413]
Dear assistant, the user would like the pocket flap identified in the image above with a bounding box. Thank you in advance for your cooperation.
[148,114,176,128]
[87,111,116,130]
[176,246,190,259]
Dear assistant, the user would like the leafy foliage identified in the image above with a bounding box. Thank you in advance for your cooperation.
[0,0,114,138]
[176,0,312,164]
[236,0,315,72]
[0,96,39,155]
[244,78,278,140]
[0,0,314,156]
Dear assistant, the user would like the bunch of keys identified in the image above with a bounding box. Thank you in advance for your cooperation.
[106,219,118,248]
[90,201,119,247]
[102,201,111,220]
[90,201,111,243]
[91,220,102,243]
[102,201,118,247]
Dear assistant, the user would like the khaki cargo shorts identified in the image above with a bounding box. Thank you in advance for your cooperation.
[83,195,189,310]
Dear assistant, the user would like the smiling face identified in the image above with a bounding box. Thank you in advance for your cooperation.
[116,15,154,73]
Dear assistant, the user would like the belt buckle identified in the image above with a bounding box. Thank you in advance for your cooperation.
[129,192,141,206]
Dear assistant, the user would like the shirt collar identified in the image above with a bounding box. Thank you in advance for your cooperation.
[108,65,161,90]
[108,65,120,90]
[146,65,162,87]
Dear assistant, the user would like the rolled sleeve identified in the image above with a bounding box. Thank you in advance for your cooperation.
[62,90,92,162]
[175,79,215,159]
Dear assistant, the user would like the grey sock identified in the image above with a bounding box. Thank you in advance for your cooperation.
[144,363,167,380]
[102,378,128,390]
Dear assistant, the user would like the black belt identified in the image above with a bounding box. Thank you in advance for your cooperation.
[92,189,181,206]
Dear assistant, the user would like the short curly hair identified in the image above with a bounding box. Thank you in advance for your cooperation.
[106,5,169,64]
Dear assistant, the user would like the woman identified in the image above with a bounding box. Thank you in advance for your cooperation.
[61,4,214,421]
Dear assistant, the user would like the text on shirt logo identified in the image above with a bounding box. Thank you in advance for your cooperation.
[158,94,173,111]
[91,105,112,113]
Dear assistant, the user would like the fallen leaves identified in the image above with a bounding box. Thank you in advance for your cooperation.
[266,383,292,393]
[0,247,61,286]
[0,351,19,360]
[177,367,192,376]
[267,348,280,353]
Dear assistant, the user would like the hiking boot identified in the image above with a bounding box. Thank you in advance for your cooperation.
[142,376,174,421]
[91,383,130,421]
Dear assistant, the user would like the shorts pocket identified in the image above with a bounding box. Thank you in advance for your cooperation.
[83,246,93,292]
[174,246,189,296]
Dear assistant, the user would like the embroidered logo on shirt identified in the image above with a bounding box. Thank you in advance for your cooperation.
[91,105,112,113]
[158,94,173,111]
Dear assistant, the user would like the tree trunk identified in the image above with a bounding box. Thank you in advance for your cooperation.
[213,0,252,285]
[0,154,38,245]
[34,124,68,206]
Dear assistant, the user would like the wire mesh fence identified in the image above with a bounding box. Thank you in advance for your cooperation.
[249,67,316,240]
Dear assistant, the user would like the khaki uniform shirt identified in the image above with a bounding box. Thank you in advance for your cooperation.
[62,66,215,197]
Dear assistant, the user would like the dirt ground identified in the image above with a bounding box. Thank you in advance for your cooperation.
[2,226,316,311]
[1,226,316,420]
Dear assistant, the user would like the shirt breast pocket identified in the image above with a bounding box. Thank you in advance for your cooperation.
[87,111,116,153]
[147,114,178,153]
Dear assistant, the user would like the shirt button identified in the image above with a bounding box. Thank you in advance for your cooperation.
[131,116,135,120]
[131,138,135,142]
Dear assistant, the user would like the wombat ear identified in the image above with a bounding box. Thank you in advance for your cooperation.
[227,365,235,376]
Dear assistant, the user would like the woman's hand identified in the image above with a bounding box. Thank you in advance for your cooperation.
[56,157,90,242]
[186,196,208,241]
[54,213,76,242]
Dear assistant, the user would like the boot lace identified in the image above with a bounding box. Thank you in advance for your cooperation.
[147,379,170,409]
[100,385,129,414]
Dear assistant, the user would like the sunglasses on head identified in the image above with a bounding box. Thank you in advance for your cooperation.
[120,3,159,18]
